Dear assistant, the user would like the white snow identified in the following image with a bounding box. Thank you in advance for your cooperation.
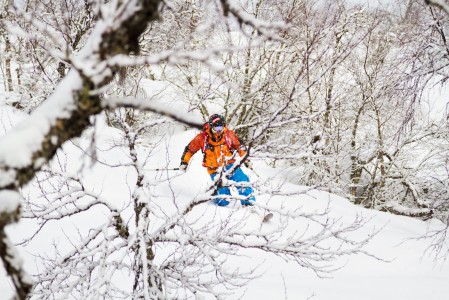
[0,190,21,213]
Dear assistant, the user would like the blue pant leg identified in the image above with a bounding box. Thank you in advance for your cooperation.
[228,167,255,205]
[210,172,230,206]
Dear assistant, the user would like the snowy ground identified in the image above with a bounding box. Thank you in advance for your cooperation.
[1,110,448,299]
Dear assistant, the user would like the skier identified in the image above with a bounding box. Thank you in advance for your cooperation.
[180,114,255,207]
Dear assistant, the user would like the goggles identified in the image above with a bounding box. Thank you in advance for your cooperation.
[212,125,224,133]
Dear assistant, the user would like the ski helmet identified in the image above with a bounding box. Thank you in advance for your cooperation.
[208,114,226,127]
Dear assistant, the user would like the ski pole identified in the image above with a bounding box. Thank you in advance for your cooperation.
[251,168,262,178]
[144,168,180,172]
[246,165,262,178]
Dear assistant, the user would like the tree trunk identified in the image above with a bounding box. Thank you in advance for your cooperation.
[5,35,13,92]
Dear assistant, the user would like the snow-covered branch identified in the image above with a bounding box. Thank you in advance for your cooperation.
[103,97,204,129]
[0,0,163,298]
[220,0,288,39]
[0,191,33,299]
[426,0,449,15]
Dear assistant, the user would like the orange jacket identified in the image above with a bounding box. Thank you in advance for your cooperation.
[181,126,246,174]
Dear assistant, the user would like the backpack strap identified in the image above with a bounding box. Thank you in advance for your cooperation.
[201,123,210,152]
[202,131,208,152]
[224,130,233,150]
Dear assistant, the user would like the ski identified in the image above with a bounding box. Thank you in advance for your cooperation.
[247,205,273,223]
[262,212,273,222]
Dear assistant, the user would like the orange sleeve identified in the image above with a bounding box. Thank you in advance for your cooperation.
[181,133,204,164]
[228,130,246,157]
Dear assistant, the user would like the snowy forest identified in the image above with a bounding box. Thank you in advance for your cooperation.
[0,0,448,299]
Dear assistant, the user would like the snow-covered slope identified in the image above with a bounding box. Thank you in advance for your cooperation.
[0,112,448,299]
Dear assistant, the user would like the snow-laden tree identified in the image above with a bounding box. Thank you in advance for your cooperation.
[426,0,449,17]
[329,0,449,219]
[0,0,161,297]
[405,0,449,261]
[0,0,377,299]
[0,0,96,112]
[102,0,449,225]
[161,0,433,215]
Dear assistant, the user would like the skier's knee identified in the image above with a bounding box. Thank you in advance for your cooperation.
[214,199,230,206]
[241,200,254,206]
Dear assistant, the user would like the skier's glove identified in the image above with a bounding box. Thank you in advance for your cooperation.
[244,160,253,169]
[179,162,188,172]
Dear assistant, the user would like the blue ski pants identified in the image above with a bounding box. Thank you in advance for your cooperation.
[210,164,255,206]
